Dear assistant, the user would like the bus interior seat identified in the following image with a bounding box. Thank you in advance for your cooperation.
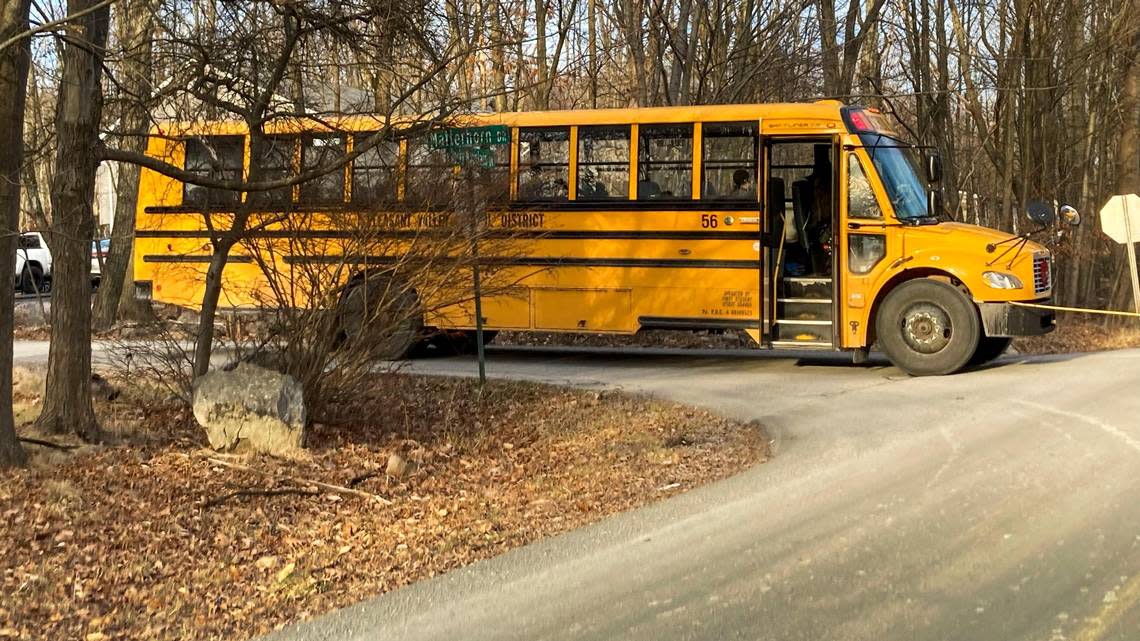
[638,180,660,199]
[767,177,785,227]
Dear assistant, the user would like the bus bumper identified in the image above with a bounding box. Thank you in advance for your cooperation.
[978,301,1055,337]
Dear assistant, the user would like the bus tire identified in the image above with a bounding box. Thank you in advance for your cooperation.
[969,336,1013,367]
[427,330,498,355]
[335,275,422,360]
[875,278,980,376]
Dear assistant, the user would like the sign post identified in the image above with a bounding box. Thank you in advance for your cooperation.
[1098,194,1140,315]
[429,125,510,386]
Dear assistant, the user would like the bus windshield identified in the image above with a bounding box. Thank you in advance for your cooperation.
[860,133,929,220]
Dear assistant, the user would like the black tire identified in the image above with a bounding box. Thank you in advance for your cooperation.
[20,264,44,295]
[425,330,498,356]
[335,275,422,360]
[969,336,1013,367]
[463,329,497,351]
[875,278,981,376]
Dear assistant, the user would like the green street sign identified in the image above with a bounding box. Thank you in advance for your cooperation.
[445,147,495,168]
[428,125,510,150]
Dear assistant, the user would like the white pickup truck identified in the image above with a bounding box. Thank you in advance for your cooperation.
[15,231,52,294]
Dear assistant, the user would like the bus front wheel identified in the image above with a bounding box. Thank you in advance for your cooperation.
[875,279,980,376]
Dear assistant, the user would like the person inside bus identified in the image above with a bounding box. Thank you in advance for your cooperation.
[520,165,568,200]
[805,145,833,273]
[729,168,755,199]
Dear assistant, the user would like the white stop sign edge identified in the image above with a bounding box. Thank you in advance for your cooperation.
[1099,193,1140,244]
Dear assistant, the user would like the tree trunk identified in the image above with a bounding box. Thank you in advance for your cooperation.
[588,0,597,108]
[35,0,110,441]
[0,0,32,467]
[1118,27,1140,195]
[92,0,156,331]
[192,241,234,379]
[533,0,548,109]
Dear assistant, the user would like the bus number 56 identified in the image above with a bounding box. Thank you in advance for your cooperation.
[701,214,718,229]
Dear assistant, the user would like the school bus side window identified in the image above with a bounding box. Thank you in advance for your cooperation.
[701,122,757,200]
[577,125,630,200]
[405,141,453,206]
[251,135,297,205]
[847,154,883,219]
[638,124,693,200]
[517,128,569,201]
[183,136,244,207]
[300,134,346,204]
[351,135,399,204]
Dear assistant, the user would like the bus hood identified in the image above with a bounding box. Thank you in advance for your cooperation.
[901,222,1050,299]
[905,222,1047,257]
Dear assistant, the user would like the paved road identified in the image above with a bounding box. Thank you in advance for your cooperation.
[21,341,1137,640]
[260,345,1140,641]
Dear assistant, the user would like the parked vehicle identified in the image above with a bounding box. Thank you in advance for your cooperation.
[92,238,110,288]
[15,232,52,295]
[136,102,1070,375]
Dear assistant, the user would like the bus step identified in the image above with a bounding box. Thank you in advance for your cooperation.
[774,319,832,326]
[771,339,833,349]
[782,277,833,301]
[777,298,833,321]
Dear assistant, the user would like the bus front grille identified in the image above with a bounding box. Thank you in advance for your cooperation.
[1033,255,1052,294]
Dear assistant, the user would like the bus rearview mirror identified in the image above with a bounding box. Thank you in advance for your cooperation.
[1026,200,1055,226]
[927,189,943,218]
[1060,205,1081,226]
[926,152,942,184]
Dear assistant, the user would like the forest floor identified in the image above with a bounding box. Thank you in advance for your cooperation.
[0,371,766,641]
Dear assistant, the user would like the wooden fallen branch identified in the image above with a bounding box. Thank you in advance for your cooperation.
[19,436,79,451]
[204,457,393,505]
[347,470,383,488]
[203,486,321,509]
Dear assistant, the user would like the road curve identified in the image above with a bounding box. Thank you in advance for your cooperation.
[263,346,1140,641]
[37,340,1135,641]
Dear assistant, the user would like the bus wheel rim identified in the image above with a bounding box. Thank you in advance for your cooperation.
[901,303,952,354]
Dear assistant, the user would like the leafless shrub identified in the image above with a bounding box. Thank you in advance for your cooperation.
[224,164,538,424]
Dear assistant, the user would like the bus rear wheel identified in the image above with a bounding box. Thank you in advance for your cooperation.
[875,279,980,376]
[335,275,422,360]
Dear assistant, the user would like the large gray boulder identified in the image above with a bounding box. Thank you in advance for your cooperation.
[192,363,307,456]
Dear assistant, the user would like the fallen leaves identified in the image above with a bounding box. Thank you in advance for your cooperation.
[0,373,766,641]
[1013,317,1140,355]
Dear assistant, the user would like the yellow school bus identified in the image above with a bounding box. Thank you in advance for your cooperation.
[133,101,1060,375]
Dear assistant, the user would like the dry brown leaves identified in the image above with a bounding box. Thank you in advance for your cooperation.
[0,374,766,641]
[1013,316,1140,355]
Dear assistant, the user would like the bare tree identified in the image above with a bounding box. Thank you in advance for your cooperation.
[0,0,32,467]
[91,0,157,330]
[35,0,112,440]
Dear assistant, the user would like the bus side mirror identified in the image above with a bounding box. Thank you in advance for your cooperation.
[1060,205,1081,226]
[927,189,943,217]
[1026,200,1055,226]
[926,152,942,184]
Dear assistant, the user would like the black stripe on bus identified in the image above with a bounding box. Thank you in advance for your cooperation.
[143,201,765,215]
[280,255,761,270]
[135,229,761,241]
[142,254,253,263]
[638,316,760,330]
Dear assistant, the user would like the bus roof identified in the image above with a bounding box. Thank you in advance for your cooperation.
[149,100,852,138]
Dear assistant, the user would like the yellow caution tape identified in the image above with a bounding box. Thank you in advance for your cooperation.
[1008,301,1140,318]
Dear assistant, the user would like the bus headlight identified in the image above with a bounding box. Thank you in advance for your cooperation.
[983,271,1023,289]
